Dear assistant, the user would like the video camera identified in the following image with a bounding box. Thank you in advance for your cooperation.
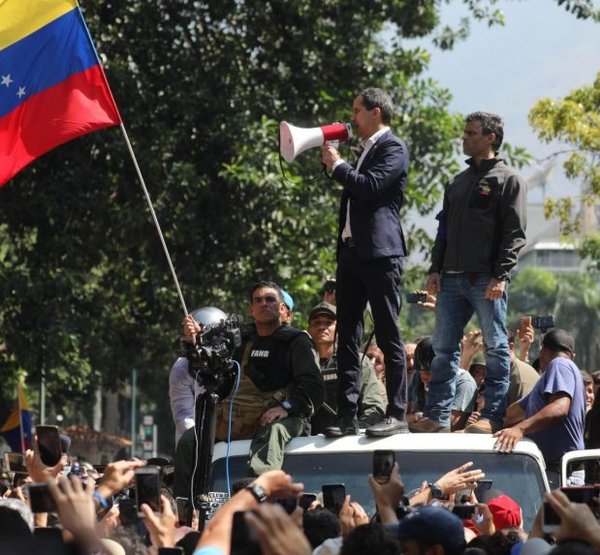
[183,307,243,388]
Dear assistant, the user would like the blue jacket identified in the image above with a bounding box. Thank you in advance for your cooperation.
[333,129,409,260]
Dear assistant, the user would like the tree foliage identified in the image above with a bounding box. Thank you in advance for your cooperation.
[529,72,600,241]
[0,0,597,451]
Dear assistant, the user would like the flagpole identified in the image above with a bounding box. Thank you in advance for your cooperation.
[76,5,188,318]
[119,123,188,316]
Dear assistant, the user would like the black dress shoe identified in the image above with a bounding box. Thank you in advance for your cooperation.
[365,415,409,437]
[324,418,359,438]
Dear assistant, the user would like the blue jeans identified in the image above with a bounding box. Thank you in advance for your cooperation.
[425,273,510,428]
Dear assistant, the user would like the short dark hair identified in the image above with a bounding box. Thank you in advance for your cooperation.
[341,522,399,555]
[359,87,394,124]
[249,281,283,302]
[303,508,341,549]
[465,111,504,152]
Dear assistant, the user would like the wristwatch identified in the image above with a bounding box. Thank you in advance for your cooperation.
[427,482,444,499]
[281,399,292,412]
[245,482,268,503]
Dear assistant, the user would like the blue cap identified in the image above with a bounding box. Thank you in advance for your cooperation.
[280,289,294,311]
[389,506,465,555]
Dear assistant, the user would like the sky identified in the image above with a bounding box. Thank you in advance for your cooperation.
[404,0,600,248]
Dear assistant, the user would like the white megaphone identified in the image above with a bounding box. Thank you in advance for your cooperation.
[279,121,353,163]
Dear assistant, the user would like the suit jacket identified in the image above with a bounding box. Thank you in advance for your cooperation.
[333,129,409,260]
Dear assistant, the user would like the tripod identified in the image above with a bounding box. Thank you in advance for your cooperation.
[187,358,236,531]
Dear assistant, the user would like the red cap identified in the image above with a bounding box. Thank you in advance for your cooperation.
[487,494,522,530]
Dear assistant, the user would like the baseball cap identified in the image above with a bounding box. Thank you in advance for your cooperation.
[280,289,294,311]
[542,328,575,356]
[487,494,522,529]
[390,506,465,555]
[308,302,337,322]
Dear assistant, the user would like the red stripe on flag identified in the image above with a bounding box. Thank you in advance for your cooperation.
[0,64,121,187]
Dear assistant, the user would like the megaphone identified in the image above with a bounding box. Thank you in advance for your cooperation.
[279,121,352,163]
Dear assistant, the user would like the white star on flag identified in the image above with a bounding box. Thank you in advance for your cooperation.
[1,74,13,87]
[16,86,26,98]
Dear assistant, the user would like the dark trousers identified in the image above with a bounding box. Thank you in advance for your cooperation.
[335,245,407,420]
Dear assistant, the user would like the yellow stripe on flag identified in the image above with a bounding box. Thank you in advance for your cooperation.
[0,0,78,50]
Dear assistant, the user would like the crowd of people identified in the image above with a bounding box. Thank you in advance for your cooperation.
[2,438,600,555]
[3,87,600,553]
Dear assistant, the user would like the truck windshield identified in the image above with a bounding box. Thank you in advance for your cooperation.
[210,450,545,530]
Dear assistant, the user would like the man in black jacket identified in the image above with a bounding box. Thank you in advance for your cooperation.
[411,111,527,434]
[321,87,409,437]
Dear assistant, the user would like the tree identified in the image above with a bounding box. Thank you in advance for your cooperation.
[1,0,597,451]
[528,72,600,251]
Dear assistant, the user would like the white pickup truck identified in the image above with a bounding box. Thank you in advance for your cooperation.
[207,434,550,530]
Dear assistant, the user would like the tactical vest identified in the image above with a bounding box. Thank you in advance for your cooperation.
[215,324,305,440]
[243,325,305,392]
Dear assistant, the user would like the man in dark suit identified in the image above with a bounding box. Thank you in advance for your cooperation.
[320,87,409,437]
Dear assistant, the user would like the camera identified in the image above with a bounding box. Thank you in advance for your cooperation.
[184,312,243,379]
[532,315,554,330]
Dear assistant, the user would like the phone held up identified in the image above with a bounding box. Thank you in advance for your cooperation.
[406,292,427,304]
[134,466,161,517]
[29,483,57,513]
[373,450,395,484]
[4,452,27,474]
[322,484,346,515]
[36,425,62,467]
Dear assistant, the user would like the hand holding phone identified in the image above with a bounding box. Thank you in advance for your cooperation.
[36,425,62,467]
[322,484,345,515]
[542,501,561,533]
[373,450,395,484]
[298,493,318,511]
[135,466,161,516]
[29,483,57,513]
[406,292,427,304]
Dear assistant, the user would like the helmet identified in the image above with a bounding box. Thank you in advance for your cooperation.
[190,307,227,329]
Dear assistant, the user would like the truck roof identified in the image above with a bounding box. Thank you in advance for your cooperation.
[213,433,547,465]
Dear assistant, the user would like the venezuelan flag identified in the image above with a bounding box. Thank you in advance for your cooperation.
[0,382,33,453]
[0,0,121,187]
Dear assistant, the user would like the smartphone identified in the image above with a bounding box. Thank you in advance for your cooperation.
[406,292,427,304]
[452,504,476,519]
[274,497,298,515]
[542,501,561,533]
[298,493,318,511]
[29,483,57,513]
[4,452,27,474]
[134,466,161,516]
[456,489,473,505]
[322,484,346,515]
[36,425,62,467]
[561,486,597,505]
[176,496,190,526]
[532,315,555,330]
[474,479,493,500]
[519,316,532,337]
[373,450,395,484]
[231,511,260,555]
